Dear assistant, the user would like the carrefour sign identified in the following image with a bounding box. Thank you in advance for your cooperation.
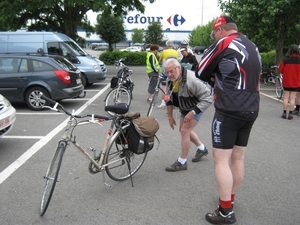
[123,14,186,27]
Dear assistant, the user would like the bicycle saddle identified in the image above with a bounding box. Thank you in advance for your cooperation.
[105,103,129,114]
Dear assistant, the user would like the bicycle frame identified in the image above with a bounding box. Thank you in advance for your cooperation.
[60,111,130,187]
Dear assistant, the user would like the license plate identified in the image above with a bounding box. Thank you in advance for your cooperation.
[76,78,82,84]
[0,117,9,129]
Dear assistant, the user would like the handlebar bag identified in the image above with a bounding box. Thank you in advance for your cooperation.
[110,76,118,88]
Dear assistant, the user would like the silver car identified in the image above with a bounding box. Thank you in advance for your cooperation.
[0,94,16,137]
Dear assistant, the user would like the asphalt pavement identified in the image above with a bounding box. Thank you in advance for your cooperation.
[0,50,299,225]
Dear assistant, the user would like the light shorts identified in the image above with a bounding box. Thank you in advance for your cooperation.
[211,111,255,149]
[181,112,203,121]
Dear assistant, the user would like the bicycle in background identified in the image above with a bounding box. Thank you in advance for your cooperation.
[104,58,134,115]
[147,74,166,116]
[275,73,283,99]
[39,95,146,216]
[261,65,277,86]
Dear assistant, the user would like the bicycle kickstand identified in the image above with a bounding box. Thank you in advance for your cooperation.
[125,157,134,187]
[101,170,111,188]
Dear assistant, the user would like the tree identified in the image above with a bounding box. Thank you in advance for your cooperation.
[132,28,144,44]
[144,22,164,45]
[0,0,156,41]
[219,0,300,64]
[95,14,126,52]
[189,20,216,47]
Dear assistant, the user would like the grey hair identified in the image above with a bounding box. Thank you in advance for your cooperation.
[166,39,174,48]
[164,58,180,68]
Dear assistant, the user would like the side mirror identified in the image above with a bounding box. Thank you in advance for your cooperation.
[69,54,78,63]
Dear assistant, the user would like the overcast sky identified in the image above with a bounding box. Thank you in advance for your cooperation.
[87,0,223,31]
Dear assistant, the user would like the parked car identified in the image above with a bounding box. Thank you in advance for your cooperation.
[0,32,107,87]
[146,46,164,52]
[193,46,207,54]
[120,47,142,52]
[0,53,84,110]
[94,43,109,51]
[0,94,16,137]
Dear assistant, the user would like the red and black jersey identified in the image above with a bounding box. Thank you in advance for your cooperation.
[196,33,261,120]
[278,54,300,88]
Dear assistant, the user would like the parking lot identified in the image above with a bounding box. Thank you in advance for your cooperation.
[0,51,299,225]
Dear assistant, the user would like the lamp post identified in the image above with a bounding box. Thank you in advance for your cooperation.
[201,0,204,25]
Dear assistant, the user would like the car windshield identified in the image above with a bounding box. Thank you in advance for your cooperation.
[53,57,78,71]
[64,41,88,56]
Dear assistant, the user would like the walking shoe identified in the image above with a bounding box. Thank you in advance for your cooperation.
[157,103,166,109]
[206,206,237,224]
[165,160,187,172]
[281,113,286,119]
[147,98,151,103]
[287,114,293,120]
[192,147,208,162]
[292,110,299,115]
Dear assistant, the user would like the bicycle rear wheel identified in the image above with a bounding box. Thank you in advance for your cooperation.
[105,127,147,181]
[275,78,283,99]
[40,141,66,216]
[105,87,131,116]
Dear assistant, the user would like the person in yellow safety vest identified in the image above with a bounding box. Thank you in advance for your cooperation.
[158,40,179,109]
[146,44,162,103]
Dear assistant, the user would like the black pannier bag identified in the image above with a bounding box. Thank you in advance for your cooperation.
[110,76,118,88]
[115,112,140,145]
[128,116,159,154]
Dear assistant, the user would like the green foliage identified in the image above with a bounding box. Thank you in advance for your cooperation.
[100,51,147,65]
[0,0,156,41]
[132,28,144,44]
[95,14,126,52]
[144,22,164,45]
[260,51,277,67]
[189,20,216,47]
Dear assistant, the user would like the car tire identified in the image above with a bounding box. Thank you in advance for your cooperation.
[25,87,50,111]
[81,75,87,87]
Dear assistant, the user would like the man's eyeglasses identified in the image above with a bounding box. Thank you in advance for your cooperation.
[165,66,178,75]
[210,27,221,40]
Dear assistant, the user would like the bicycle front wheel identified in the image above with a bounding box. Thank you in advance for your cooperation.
[105,87,131,116]
[105,127,147,181]
[40,142,66,216]
[275,78,283,99]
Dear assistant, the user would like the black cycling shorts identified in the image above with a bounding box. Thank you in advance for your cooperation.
[211,111,255,149]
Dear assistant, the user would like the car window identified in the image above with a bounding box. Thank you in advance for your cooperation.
[47,42,62,56]
[52,57,77,71]
[0,58,24,73]
[20,59,29,72]
[32,60,54,71]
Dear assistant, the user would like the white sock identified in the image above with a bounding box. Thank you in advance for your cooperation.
[198,144,205,150]
[178,157,187,164]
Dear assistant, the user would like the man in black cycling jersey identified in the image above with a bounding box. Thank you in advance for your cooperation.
[197,16,261,224]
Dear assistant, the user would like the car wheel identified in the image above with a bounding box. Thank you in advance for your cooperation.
[197,51,201,55]
[25,87,50,110]
[81,75,87,87]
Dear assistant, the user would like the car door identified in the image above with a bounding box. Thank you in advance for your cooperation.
[0,57,30,101]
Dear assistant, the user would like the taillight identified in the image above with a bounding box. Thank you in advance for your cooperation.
[54,70,71,85]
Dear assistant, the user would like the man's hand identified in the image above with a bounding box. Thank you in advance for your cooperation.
[168,117,176,130]
[184,111,194,123]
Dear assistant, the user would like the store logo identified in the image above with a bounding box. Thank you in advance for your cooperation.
[167,14,186,26]
[123,14,186,27]
[123,14,163,24]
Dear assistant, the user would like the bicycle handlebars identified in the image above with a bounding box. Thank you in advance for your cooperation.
[41,95,111,120]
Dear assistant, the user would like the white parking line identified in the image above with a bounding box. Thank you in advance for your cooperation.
[2,136,43,139]
[0,84,110,184]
